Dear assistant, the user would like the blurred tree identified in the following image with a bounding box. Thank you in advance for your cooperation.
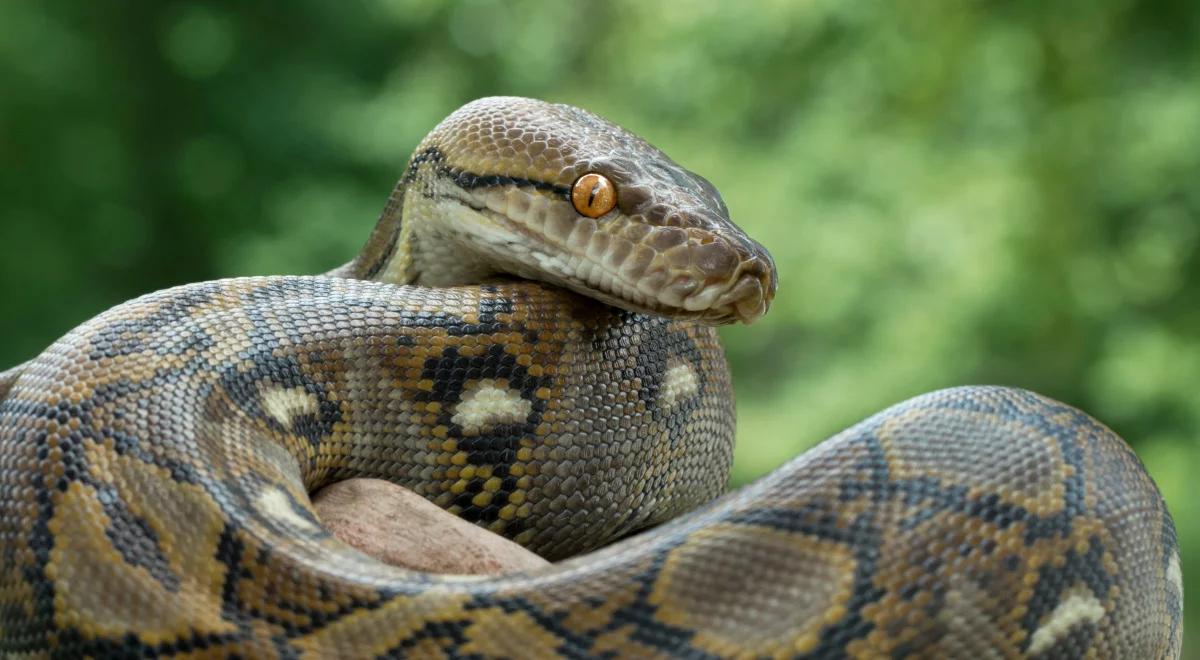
[1,0,1196,649]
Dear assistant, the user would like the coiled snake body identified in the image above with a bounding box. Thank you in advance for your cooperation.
[0,97,1182,658]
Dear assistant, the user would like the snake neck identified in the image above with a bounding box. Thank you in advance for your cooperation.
[332,177,415,284]
[334,170,501,288]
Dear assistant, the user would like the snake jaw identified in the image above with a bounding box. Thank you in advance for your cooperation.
[441,189,776,325]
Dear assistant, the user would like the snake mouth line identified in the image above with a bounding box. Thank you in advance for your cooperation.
[563,257,773,325]
[469,204,774,325]
[567,227,774,326]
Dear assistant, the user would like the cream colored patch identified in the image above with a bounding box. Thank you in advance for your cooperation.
[259,384,319,426]
[258,487,317,530]
[1028,590,1106,654]
[1167,552,1183,599]
[934,580,1008,658]
[659,362,699,407]
[451,379,531,435]
[379,233,413,284]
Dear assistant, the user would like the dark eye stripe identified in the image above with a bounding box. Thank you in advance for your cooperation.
[443,168,570,198]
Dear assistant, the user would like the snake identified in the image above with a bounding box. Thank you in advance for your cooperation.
[0,96,1183,658]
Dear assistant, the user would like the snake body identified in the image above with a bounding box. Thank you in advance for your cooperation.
[0,97,1182,658]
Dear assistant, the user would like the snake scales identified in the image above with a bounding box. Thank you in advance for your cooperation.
[0,97,1182,658]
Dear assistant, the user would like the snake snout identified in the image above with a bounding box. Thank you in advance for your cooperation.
[703,240,776,325]
[650,231,776,325]
[723,252,776,325]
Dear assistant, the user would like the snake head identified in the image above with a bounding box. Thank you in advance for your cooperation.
[391,96,777,325]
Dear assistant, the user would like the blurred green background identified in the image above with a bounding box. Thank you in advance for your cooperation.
[1,0,1196,649]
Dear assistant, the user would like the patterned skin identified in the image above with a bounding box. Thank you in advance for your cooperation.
[0,97,1182,658]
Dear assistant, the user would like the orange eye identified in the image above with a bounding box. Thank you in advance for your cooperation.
[571,173,617,218]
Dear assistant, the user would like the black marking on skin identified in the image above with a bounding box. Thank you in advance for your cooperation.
[445,287,514,337]
[38,524,256,658]
[726,502,864,546]
[464,594,623,660]
[586,313,709,435]
[212,522,264,648]
[97,486,182,592]
[86,282,223,361]
[876,392,1089,543]
[1019,536,1113,654]
[218,354,340,450]
[2,387,243,652]
[69,379,209,486]
[401,146,444,184]
[272,636,302,660]
[801,432,890,657]
[264,590,391,640]
[590,541,714,658]
[236,279,335,366]
[45,629,248,660]
[1028,623,1100,660]
[893,478,1026,532]
[361,242,398,281]
[399,291,543,532]
[417,343,544,410]
[886,475,1081,547]
[374,618,473,658]
[218,541,398,641]
[442,167,570,198]
[396,308,470,330]
[447,296,514,337]
[7,426,57,654]
[739,393,1132,656]
[248,480,326,538]
[417,338,550,532]
[97,420,163,471]
[31,402,91,494]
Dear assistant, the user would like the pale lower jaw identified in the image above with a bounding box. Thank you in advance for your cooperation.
[558,258,764,325]
[478,244,761,325]
[458,197,768,324]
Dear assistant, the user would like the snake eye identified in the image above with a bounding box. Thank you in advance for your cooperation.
[571,173,617,218]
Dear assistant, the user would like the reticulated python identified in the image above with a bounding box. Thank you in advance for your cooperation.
[0,97,1182,658]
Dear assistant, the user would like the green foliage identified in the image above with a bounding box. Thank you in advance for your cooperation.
[2,1,1197,647]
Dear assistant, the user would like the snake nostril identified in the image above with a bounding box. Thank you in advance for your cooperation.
[739,239,778,292]
[745,257,777,299]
